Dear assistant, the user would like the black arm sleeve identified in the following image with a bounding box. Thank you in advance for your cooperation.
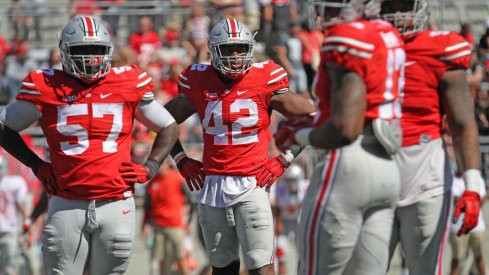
[0,123,44,170]
[170,140,186,159]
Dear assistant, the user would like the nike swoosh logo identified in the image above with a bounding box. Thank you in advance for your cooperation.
[405,61,416,67]
[122,210,132,215]
[100,93,112,99]
[237,90,249,95]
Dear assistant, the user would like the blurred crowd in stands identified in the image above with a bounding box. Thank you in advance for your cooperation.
[1,1,489,274]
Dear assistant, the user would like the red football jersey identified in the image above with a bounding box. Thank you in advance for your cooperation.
[401,31,471,146]
[178,61,288,176]
[314,20,405,126]
[16,64,154,200]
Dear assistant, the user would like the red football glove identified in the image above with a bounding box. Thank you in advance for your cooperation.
[274,115,314,152]
[453,190,481,236]
[119,162,152,184]
[33,162,58,195]
[256,154,291,189]
[176,156,205,191]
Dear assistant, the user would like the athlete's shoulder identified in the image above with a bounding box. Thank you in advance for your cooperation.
[326,20,382,41]
[250,60,288,86]
[322,21,382,60]
[108,64,152,87]
[106,64,154,101]
[178,63,213,91]
[18,69,67,97]
[414,30,471,69]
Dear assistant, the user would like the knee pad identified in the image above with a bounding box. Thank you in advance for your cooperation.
[109,234,133,259]
[212,260,240,275]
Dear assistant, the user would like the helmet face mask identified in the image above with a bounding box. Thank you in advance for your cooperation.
[309,0,367,28]
[59,16,113,82]
[208,19,255,80]
[380,0,428,37]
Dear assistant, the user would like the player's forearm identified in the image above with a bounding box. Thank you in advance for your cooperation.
[311,119,359,149]
[19,203,30,220]
[146,123,179,165]
[0,123,44,170]
[164,95,195,125]
[442,70,481,172]
[451,120,481,172]
[270,92,315,117]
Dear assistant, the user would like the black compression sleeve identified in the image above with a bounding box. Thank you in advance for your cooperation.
[0,124,43,170]
[170,140,185,159]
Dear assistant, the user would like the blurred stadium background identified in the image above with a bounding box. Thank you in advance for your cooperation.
[0,0,489,275]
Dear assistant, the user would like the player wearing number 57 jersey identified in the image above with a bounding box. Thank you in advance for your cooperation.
[0,16,178,275]
[379,1,483,274]
[164,19,315,275]
[274,0,405,273]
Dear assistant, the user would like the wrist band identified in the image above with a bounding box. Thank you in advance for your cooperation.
[174,151,187,165]
[144,158,161,179]
[463,169,482,194]
[295,128,313,146]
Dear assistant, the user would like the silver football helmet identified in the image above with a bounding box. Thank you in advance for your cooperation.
[379,0,428,36]
[309,0,377,28]
[208,19,255,79]
[59,16,113,81]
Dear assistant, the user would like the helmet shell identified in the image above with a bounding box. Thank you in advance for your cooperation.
[59,16,113,81]
[208,19,255,79]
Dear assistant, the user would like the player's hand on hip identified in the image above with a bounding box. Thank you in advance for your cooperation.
[256,154,291,189]
[274,115,313,152]
[176,156,204,191]
[33,161,58,195]
[453,190,481,236]
[120,162,152,184]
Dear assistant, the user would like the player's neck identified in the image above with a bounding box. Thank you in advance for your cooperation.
[216,71,237,84]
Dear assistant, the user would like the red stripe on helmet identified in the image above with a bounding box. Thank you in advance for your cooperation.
[228,19,237,38]
[84,16,95,37]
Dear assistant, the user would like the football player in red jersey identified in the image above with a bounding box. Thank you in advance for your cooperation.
[0,16,178,274]
[275,0,406,273]
[377,1,483,274]
[163,19,315,275]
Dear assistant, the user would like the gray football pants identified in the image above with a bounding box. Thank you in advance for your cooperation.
[297,136,401,275]
[42,196,136,275]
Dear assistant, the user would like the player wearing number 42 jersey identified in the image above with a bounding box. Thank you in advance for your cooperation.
[0,16,178,275]
[164,19,315,275]
[378,1,483,274]
[275,0,405,273]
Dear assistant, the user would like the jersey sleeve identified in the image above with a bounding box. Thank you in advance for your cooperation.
[266,61,289,95]
[15,70,44,112]
[132,64,155,101]
[320,24,373,77]
[437,32,471,70]
[177,65,192,97]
